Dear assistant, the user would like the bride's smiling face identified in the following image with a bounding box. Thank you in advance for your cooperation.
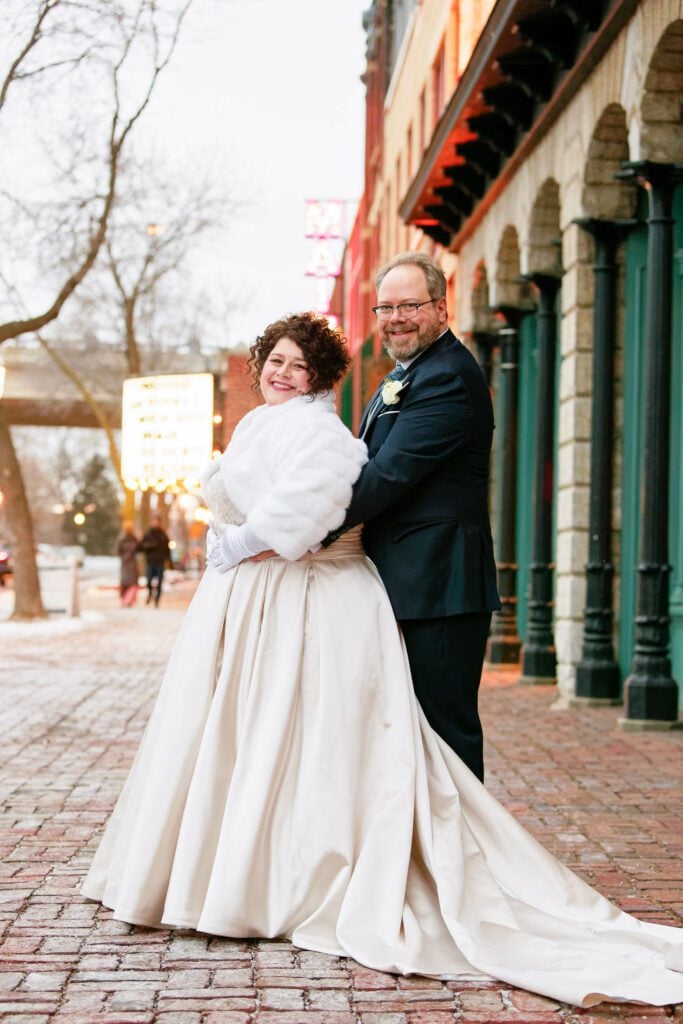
[260,336,312,405]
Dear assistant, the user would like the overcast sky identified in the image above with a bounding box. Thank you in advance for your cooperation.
[145,0,369,348]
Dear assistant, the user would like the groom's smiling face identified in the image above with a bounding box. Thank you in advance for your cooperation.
[377,265,447,361]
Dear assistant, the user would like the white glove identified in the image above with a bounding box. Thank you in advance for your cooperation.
[209,522,269,573]
[205,523,221,560]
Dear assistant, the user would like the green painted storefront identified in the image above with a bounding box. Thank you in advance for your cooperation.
[621,185,683,704]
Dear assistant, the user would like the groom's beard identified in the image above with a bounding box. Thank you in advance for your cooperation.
[381,318,442,361]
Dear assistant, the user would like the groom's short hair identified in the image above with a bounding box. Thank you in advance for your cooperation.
[375,252,447,301]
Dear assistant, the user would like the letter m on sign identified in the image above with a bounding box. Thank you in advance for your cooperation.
[304,200,344,239]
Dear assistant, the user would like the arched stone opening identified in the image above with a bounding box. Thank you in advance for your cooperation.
[471,260,494,332]
[581,104,636,220]
[615,19,683,722]
[527,179,562,277]
[518,180,562,683]
[570,103,637,703]
[640,19,683,164]
[494,225,523,308]
[486,227,527,667]
[468,260,497,386]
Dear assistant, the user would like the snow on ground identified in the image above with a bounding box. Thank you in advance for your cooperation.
[0,609,104,635]
[0,555,118,626]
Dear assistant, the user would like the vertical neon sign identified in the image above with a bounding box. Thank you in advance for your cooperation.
[304,199,347,328]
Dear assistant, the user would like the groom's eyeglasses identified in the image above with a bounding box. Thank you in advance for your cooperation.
[371,299,438,321]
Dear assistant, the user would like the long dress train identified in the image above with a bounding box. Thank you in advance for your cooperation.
[81,475,683,1008]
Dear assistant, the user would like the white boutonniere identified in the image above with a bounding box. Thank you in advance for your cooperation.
[381,378,409,406]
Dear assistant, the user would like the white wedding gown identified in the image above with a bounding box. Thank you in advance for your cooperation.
[82,473,683,1008]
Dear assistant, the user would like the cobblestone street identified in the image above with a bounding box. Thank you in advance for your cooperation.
[1,577,682,1023]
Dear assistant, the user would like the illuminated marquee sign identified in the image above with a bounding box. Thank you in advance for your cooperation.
[121,373,214,493]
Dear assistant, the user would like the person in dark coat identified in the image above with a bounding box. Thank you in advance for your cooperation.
[138,515,171,607]
[325,251,500,781]
[117,520,140,607]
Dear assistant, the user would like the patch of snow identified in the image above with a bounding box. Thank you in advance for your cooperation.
[0,610,104,635]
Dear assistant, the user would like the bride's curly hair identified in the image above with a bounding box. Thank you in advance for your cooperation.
[248,312,351,394]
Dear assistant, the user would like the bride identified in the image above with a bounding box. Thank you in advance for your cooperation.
[82,312,683,1008]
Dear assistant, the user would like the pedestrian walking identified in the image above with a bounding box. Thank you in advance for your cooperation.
[117,520,140,608]
[138,516,171,607]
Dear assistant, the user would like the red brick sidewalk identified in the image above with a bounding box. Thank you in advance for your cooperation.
[1,580,682,1023]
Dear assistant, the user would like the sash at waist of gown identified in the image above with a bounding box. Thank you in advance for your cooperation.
[299,525,363,561]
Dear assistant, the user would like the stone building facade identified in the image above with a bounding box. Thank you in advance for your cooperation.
[335,0,683,721]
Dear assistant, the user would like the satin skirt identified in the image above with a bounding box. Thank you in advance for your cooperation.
[81,539,683,1008]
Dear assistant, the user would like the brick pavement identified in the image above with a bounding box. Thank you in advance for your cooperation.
[1,577,682,1023]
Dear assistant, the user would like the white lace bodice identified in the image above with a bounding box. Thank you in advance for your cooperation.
[202,471,245,527]
[202,464,363,559]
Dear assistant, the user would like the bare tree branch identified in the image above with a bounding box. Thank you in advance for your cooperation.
[0,0,59,112]
[0,0,194,346]
[107,245,143,375]
[0,0,195,617]
[36,333,123,480]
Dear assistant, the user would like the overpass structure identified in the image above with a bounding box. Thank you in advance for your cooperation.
[0,342,229,430]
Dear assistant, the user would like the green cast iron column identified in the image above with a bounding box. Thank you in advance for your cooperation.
[573,218,634,702]
[487,306,523,665]
[520,274,560,684]
[473,331,496,388]
[618,162,681,723]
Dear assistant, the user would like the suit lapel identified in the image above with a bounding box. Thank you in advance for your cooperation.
[358,381,385,438]
[360,391,387,440]
[357,332,456,439]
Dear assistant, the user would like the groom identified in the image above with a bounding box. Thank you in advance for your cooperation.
[326,251,500,781]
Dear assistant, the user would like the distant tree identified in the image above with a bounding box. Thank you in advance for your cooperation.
[3,426,73,545]
[0,0,194,345]
[0,0,194,618]
[104,158,238,375]
[38,155,240,520]
[63,454,121,555]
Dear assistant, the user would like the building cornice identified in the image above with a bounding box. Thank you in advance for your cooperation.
[399,0,641,249]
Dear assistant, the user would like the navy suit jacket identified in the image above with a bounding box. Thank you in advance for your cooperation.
[329,330,501,620]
